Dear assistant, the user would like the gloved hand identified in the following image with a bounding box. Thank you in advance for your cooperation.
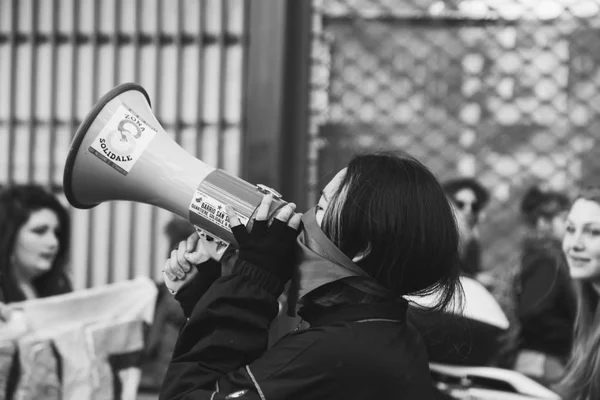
[227,194,303,283]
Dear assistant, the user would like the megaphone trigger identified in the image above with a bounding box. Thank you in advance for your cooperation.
[194,226,230,262]
[194,226,224,246]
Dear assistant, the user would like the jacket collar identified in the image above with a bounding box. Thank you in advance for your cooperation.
[298,299,408,328]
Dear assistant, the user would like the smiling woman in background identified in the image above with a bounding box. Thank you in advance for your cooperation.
[0,184,72,315]
[557,186,600,400]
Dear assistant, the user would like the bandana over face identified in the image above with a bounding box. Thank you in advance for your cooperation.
[287,207,394,316]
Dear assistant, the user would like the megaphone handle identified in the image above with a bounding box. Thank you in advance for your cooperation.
[193,227,232,262]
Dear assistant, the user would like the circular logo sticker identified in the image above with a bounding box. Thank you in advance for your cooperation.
[105,119,143,156]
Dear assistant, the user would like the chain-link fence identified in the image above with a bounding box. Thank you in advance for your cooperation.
[308,0,600,278]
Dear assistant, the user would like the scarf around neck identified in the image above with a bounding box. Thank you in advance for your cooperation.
[287,207,394,316]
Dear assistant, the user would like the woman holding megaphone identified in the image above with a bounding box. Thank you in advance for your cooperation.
[159,151,462,400]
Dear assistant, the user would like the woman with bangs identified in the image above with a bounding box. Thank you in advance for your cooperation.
[0,184,72,312]
[0,184,72,399]
[159,151,462,400]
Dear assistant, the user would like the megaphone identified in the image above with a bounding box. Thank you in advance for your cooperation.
[63,83,287,251]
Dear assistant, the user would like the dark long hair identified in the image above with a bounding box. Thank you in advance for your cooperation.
[0,184,72,303]
[558,186,600,400]
[319,151,462,311]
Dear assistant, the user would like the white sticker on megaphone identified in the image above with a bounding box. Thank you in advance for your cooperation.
[88,104,158,175]
[189,190,249,232]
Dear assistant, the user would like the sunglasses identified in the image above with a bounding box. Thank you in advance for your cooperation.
[454,199,482,214]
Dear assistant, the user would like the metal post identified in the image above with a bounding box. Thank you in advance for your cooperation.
[244,0,313,344]
[242,0,311,211]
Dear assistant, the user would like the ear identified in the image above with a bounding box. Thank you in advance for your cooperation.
[352,243,372,263]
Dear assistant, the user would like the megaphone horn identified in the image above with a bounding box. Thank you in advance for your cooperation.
[63,83,287,250]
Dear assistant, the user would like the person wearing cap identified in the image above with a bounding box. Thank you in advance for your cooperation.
[443,177,490,278]
[520,185,570,241]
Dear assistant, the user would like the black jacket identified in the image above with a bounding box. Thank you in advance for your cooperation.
[517,237,576,359]
[160,259,435,400]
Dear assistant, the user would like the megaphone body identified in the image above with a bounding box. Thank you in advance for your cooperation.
[63,83,286,250]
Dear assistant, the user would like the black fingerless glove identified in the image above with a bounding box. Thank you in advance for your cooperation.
[231,219,300,283]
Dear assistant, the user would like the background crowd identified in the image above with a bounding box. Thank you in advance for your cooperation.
[2,0,600,399]
[1,170,600,399]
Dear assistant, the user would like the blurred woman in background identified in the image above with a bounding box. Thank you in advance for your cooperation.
[558,186,600,400]
[0,184,72,312]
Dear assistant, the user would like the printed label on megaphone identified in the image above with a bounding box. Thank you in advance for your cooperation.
[189,189,250,252]
[186,180,284,256]
[88,104,158,175]
[189,189,250,233]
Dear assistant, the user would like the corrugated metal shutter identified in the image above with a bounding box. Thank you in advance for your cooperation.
[0,0,248,288]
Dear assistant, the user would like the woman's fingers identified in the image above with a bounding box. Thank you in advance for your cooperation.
[225,205,242,228]
[185,234,215,264]
[163,256,179,281]
[275,203,303,231]
[287,213,303,230]
[163,266,198,295]
[226,196,303,244]
[176,241,192,273]
[186,231,200,252]
[274,202,297,223]
[162,232,219,295]
[168,248,186,279]
[254,194,273,221]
